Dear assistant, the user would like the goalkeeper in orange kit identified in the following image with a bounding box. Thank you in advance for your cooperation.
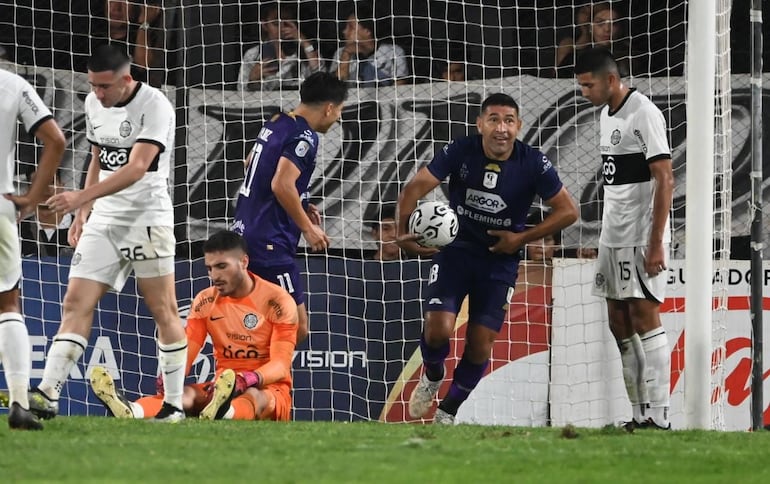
[89,230,298,421]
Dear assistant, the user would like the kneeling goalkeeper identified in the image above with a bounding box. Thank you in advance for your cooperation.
[90,230,298,421]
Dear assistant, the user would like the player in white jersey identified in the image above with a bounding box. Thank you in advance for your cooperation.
[28,45,188,422]
[575,47,674,430]
[0,69,66,430]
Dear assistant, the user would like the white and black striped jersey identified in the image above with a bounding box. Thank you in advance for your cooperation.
[85,82,174,227]
[0,69,54,194]
[599,89,671,247]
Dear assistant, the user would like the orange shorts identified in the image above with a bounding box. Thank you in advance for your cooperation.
[187,372,292,421]
[261,383,291,421]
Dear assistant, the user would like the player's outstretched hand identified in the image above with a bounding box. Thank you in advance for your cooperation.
[303,224,329,252]
[4,193,38,222]
[46,190,84,215]
[396,233,439,257]
[487,229,526,255]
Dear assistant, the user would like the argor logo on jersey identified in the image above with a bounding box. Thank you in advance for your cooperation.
[243,313,259,329]
[464,188,508,213]
[99,147,131,171]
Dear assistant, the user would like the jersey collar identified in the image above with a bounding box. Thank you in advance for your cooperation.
[115,82,142,108]
[608,88,636,117]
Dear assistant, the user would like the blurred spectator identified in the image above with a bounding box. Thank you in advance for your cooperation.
[523,209,597,261]
[553,2,632,78]
[554,4,592,72]
[433,57,466,82]
[523,210,559,263]
[239,2,323,92]
[105,0,166,86]
[369,204,401,261]
[20,171,74,258]
[329,3,409,87]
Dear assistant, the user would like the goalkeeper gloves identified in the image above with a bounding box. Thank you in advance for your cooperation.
[155,374,164,395]
[235,371,263,394]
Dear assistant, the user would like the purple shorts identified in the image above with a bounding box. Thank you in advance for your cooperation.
[424,246,519,332]
[248,261,306,306]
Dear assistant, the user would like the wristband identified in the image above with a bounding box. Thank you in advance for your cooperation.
[138,22,150,31]
[304,44,315,54]
[235,370,263,393]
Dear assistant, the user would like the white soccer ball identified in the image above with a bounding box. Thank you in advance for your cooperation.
[408,201,459,248]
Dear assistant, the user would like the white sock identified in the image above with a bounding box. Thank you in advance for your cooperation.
[0,312,32,408]
[223,405,235,420]
[641,327,671,426]
[39,333,88,401]
[620,334,648,422]
[129,401,144,419]
[158,339,187,410]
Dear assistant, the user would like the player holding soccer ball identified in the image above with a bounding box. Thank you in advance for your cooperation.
[397,93,578,424]
[89,231,298,421]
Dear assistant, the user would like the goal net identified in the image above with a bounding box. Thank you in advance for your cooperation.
[0,0,745,428]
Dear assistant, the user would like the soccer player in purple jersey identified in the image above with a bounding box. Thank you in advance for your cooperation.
[397,93,578,424]
[232,72,347,343]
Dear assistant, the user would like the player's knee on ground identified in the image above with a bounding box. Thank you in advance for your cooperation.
[231,387,290,421]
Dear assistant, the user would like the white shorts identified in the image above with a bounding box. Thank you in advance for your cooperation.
[592,244,668,303]
[69,223,175,292]
[0,197,21,292]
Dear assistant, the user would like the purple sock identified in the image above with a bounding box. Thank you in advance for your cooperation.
[420,334,449,381]
[438,355,489,415]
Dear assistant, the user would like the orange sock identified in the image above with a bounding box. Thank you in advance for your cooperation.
[231,394,259,420]
[135,395,164,418]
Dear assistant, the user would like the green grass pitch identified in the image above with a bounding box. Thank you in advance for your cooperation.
[2,417,770,483]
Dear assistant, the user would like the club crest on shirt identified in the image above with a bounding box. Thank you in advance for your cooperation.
[595,272,606,288]
[610,129,621,145]
[119,120,132,138]
[243,313,259,329]
[483,171,498,189]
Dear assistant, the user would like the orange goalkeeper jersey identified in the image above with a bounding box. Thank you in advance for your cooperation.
[185,272,298,387]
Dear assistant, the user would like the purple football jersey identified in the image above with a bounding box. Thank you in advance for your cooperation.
[233,112,319,266]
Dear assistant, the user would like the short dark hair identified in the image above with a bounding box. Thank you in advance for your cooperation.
[261,1,296,21]
[351,2,375,35]
[87,44,131,73]
[205,231,249,254]
[481,93,519,115]
[374,204,397,229]
[300,71,348,106]
[574,47,619,76]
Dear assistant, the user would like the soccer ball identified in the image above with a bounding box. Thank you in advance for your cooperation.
[408,201,459,248]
